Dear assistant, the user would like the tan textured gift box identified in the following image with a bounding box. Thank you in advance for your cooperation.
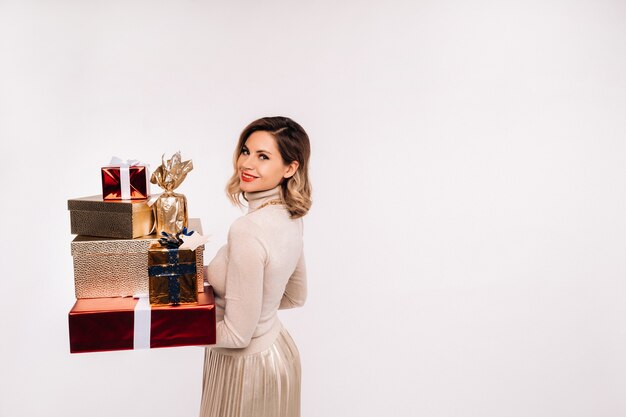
[67,195,154,239]
[71,219,205,299]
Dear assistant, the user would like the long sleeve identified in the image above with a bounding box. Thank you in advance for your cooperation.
[214,218,267,349]
[280,249,307,309]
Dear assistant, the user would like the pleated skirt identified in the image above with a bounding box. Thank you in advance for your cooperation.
[199,326,301,417]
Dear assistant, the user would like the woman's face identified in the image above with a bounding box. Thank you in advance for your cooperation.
[237,131,298,193]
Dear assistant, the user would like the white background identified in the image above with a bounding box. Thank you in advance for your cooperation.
[1,1,625,416]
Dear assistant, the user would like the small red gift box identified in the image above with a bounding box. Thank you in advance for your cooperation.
[101,163,150,200]
[68,287,216,353]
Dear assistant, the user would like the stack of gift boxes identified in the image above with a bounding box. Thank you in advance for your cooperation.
[67,154,216,353]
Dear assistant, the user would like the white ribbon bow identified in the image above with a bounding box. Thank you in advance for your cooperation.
[109,156,141,167]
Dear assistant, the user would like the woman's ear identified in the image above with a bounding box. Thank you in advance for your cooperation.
[283,161,300,179]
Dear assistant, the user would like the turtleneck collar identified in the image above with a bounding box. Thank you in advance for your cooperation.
[245,186,281,212]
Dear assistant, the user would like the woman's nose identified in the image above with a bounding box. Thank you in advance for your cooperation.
[241,154,255,170]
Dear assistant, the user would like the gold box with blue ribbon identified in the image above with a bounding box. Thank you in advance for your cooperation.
[148,243,198,305]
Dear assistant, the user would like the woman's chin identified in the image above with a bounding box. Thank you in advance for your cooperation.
[239,181,255,193]
[240,182,278,193]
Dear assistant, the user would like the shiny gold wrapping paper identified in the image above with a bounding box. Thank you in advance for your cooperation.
[148,245,196,264]
[71,219,205,299]
[68,195,154,239]
[153,192,188,236]
[150,152,193,235]
[148,244,198,305]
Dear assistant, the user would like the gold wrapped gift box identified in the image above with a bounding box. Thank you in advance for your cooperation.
[67,195,154,239]
[148,244,198,305]
[71,219,204,299]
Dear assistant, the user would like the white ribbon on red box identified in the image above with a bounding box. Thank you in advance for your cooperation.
[133,293,151,349]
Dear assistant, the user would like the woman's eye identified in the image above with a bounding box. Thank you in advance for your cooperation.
[259,154,269,160]
[240,148,249,155]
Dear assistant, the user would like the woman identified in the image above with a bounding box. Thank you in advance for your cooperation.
[200,116,311,417]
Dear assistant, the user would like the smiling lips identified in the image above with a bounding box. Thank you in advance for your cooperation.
[241,171,258,182]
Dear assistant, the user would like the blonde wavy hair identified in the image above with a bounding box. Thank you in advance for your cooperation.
[226,116,312,218]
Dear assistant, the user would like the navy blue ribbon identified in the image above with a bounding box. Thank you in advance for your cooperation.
[168,275,180,304]
[158,228,195,249]
[167,248,177,264]
[148,263,196,277]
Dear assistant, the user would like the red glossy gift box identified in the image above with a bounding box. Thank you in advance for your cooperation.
[68,287,216,353]
[101,165,150,200]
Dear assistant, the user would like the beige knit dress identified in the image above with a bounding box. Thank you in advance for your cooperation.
[199,186,307,417]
